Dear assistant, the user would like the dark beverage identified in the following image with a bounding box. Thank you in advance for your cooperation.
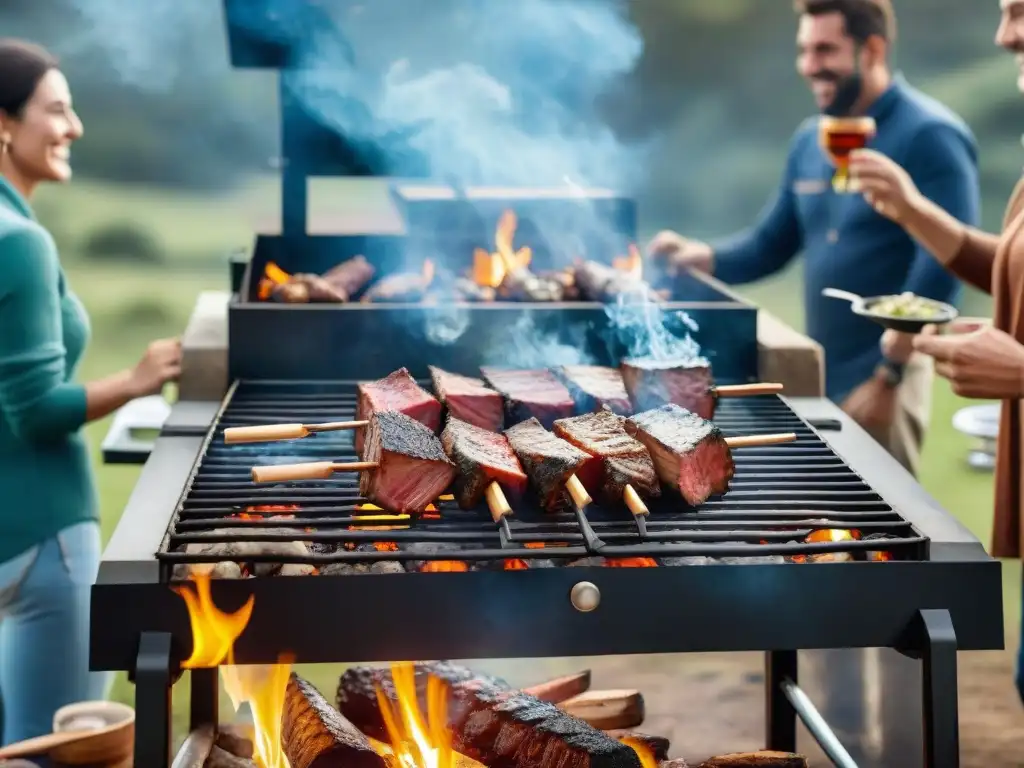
[819,116,876,192]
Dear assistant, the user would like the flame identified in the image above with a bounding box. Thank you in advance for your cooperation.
[866,550,894,562]
[247,505,301,513]
[806,529,860,543]
[420,561,469,573]
[172,574,254,668]
[612,243,643,280]
[258,261,292,300]
[357,503,437,514]
[504,559,529,570]
[472,210,532,288]
[606,557,658,568]
[619,737,658,768]
[222,659,293,768]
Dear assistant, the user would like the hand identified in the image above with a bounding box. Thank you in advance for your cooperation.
[879,327,928,365]
[841,375,899,434]
[848,148,924,224]
[645,230,713,276]
[129,338,182,397]
[913,322,1024,400]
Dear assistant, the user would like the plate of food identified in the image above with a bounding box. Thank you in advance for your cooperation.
[822,288,959,333]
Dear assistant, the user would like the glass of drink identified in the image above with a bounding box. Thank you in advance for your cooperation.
[819,116,877,193]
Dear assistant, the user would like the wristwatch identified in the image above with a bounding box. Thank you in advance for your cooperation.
[876,360,905,388]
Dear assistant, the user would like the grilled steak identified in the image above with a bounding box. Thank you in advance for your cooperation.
[556,365,633,416]
[625,404,734,506]
[336,662,505,741]
[505,417,602,512]
[430,366,505,432]
[441,417,529,509]
[553,408,660,503]
[355,368,442,453]
[321,255,375,301]
[620,357,714,417]
[336,663,641,768]
[271,274,348,304]
[573,260,652,304]
[361,272,429,303]
[481,367,575,428]
[359,411,456,514]
[282,673,385,768]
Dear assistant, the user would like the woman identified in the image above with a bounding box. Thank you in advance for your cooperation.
[847,1,1024,701]
[0,39,182,743]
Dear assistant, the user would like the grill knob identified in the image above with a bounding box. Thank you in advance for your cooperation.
[570,581,600,612]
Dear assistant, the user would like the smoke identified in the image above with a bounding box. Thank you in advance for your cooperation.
[481,314,594,369]
[602,291,706,363]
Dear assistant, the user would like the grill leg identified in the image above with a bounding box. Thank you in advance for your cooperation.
[765,650,798,752]
[133,632,174,767]
[190,668,219,732]
[920,609,959,768]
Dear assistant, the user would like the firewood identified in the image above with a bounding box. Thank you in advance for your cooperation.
[522,670,592,703]
[608,732,670,761]
[172,724,215,768]
[215,725,254,760]
[205,745,256,768]
[698,752,808,768]
[557,689,645,730]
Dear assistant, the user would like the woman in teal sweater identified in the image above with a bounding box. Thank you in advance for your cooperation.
[0,39,182,744]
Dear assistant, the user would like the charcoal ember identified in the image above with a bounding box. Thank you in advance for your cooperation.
[625,404,734,507]
[277,563,318,576]
[172,560,244,580]
[504,418,602,513]
[659,556,716,567]
[215,725,254,759]
[205,745,256,768]
[620,358,714,416]
[356,367,442,453]
[321,255,375,301]
[471,558,557,571]
[360,411,456,514]
[860,532,898,561]
[555,366,633,416]
[337,662,506,741]
[361,272,429,303]
[454,277,496,302]
[697,753,807,768]
[430,366,505,432]
[567,557,609,567]
[171,529,313,580]
[717,555,786,566]
[497,268,565,301]
[481,367,575,429]
[403,541,466,572]
[320,561,405,575]
[441,417,528,509]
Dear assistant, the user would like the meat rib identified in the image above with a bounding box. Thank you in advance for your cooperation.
[282,673,385,768]
[504,418,601,512]
[356,368,442,452]
[441,417,529,509]
[625,404,734,506]
[620,358,714,418]
[430,366,505,432]
[336,663,642,768]
[481,367,575,428]
[555,366,633,416]
[359,411,456,514]
[553,408,661,504]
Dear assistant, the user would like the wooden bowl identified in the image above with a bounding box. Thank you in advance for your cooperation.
[0,700,135,766]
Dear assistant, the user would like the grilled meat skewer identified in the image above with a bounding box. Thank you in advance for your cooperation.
[482,367,575,428]
[431,366,505,431]
[356,368,441,452]
[440,416,527,523]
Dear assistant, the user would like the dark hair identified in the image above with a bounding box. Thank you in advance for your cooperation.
[0,39,58,118]
[795,0,897,45]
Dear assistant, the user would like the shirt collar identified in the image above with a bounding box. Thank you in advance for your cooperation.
[863,71,906,124]
[0,175,34,221]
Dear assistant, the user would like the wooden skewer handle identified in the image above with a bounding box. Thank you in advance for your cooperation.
[623,485,649,517]
[725,433,797,449]
[713,382,784,398]
[566,475,593,509]
[485,482,512,523]
[251,461,378,483]
[224,423,310,443]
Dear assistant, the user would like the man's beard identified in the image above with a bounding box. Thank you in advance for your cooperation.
[813,70,864,116]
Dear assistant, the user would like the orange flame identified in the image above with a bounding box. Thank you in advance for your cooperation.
[472,210,532,288]
[420,561,469,573]
[606,557,658,568]
[619,737,658,768]
[221,658,293,768]
[504,559,529,570]
[171,574,254,669]
[611,244,643,280]
[258,261,292,300]
[806,529,860,543]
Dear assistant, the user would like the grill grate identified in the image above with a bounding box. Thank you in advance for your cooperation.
[157,380,927,574]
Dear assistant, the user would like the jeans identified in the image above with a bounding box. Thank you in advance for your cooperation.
[0,521,112,745]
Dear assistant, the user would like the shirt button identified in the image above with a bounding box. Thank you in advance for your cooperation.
[827,229,839,244]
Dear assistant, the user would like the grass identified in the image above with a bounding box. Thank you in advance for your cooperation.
[41,177,1018,742]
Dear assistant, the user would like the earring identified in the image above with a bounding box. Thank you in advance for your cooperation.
[0,134,9,156]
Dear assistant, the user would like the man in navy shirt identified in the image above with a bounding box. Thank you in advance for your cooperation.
[648,0,980,476]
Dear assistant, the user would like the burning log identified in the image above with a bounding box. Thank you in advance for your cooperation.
[361,260,434,304]
[697,753,807,768]
[204,746,256,768]
[173,725,215,768]
[441,417,528,511]
[170,530,315,580]
[574,259,654,304]
[625,404,796,506]
[497,268,566,301]
[481,367,575,428]
[356,368,442,453]
[282,673,386,768]
[522,670,592,703]
[505,417,601,513]
[555,366,633,416]
[609,734,669,762]
[321,255,376,301]
[271,274,349,304]
[215,725,254,760]
[430,366,505,432]
[557,689,645,731]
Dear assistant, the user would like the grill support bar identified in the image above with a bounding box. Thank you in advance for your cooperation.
[766,650,797,752]
[190,668,220,733]
[132,632,173,768]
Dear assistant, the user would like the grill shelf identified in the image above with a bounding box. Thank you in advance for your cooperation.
[157,379,927,573]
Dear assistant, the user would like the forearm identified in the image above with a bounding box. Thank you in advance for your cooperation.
[84,369,140,423]
[903,194,998,294]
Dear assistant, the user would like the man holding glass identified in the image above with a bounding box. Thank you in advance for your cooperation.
[648,0,980,476]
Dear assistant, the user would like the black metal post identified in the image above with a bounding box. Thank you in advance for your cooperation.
[133,632,174,767]
[190,668,220,732]
[765,650,798,752]
[920,609,959,768]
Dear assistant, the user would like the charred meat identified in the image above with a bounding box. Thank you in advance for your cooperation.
[359,411,456,515]
[625,404,734,506]
[481,367,575,428]
[620,357,715,417]
[505,418,601,512]
[430,366,505,432]
[355,368,441,453]
[321,255,376,301]
[555,365,632,416]
[282,673,385,768]
[553,408,660,503]
[441,417,529,509]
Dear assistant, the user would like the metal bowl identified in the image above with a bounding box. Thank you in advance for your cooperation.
[822,288,959,334]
